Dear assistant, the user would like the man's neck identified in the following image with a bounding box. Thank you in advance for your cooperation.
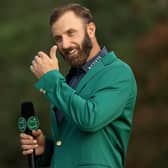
[87,40,101,62]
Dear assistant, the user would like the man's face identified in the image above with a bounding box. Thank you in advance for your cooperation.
[51,11,92,68]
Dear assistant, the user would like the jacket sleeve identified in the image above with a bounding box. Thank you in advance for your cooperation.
[37,137,54,167]
[35,69,136,132]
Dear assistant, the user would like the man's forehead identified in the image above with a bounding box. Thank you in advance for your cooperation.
[52,11,84,34]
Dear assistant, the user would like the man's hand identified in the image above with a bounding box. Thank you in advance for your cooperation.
[20,129,45,156]
[30,45,59,79]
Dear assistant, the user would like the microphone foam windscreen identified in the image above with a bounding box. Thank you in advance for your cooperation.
[21,102,35,119]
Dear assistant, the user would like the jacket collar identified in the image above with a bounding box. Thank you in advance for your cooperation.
[76,51,117,93]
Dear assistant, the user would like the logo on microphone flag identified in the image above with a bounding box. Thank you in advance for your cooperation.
[17,117,27,133]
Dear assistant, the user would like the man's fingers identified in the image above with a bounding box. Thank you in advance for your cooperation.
[20,139,37,145]
[20,132,39,156]
[38,51,48,58]
[32,129,42,137]
[21,144,38,150]
[50,45,57,60]
[20,133,33,140]
[30,65,35,73]
[32,60,37,66]
[22,149,34,155]
[34,55,41,63]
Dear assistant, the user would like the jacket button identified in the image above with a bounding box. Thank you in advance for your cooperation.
[56,140,62,146]
[39,88,46,94]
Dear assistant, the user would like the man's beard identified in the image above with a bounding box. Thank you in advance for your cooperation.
[60,32,93,68]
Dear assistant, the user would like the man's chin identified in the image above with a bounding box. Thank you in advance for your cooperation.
[65,54,88,67]
[69,60,85,68]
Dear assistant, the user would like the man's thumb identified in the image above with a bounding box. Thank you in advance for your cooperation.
[32,129,42,137]
[50,45,57,60]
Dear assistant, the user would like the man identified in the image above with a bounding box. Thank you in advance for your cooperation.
[20,3,137,168]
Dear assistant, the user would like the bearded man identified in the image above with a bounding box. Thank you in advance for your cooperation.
[20,3,137,168]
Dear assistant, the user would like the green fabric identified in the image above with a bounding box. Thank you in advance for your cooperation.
[35,52,137,168]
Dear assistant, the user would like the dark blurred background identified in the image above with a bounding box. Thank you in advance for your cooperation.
[0,0,168,167]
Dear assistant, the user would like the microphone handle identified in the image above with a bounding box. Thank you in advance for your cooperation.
[28,150,37,168]
[20,102,39,168]
[26,129,37,168]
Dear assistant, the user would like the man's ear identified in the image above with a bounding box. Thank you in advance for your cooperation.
[87,22,96,38]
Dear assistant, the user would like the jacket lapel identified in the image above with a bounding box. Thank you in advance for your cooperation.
[76,52,116,93]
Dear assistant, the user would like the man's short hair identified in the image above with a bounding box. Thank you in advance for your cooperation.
[49,3,94,26]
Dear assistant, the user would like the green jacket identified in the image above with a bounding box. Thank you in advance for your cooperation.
[35,51,137,168]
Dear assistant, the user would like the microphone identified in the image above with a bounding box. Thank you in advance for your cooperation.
[18,102,40,168]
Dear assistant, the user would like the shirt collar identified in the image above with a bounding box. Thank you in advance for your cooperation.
[82,46,108,72]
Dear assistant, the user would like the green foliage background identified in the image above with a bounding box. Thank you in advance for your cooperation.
[0,0,168,167]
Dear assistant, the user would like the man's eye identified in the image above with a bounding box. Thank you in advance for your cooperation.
[55,37,62,43]
[68,31,76,36]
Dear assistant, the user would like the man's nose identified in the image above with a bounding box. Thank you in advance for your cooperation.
[62,37,71,49]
